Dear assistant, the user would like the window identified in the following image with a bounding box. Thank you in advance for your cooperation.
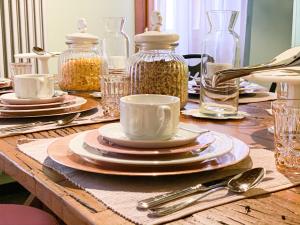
[153,0,248,64]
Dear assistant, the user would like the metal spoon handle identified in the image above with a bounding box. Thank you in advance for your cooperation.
[149,186,225,217]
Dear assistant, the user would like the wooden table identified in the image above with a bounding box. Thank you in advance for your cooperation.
[0,101,299,225]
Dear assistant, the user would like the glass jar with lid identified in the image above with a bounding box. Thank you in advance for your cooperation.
[58,18,107,93]
[128,12,188,108]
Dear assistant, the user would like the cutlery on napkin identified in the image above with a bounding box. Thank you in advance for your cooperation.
[137,171,245,210]
[212,46,300,86]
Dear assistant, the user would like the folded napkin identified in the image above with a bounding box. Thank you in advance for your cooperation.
[0,108,118,138]
[16,133,300,225]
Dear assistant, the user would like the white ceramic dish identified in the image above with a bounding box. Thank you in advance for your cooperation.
[98,122,203,149]
[0,96,86,113]
[69,131,233,166]
[84,129,215,156]
[248,66,300,84]
[0,95,76,109]
[181,109,248,120]
[0,91,66,105]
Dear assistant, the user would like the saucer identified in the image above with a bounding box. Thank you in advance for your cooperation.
[69,131,233,166]
[181,109,248,120]
[0,95,76,109]
[84,129,215,156]
[0,91,66,105]
[0,96,86,113]
[98,123,203,149]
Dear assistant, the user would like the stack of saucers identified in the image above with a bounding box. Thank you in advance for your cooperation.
[0,91,87,118]
[47,122,251,176]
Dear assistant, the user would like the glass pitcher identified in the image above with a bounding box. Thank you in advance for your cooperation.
[200,10,240,116]
[103,17,130,70]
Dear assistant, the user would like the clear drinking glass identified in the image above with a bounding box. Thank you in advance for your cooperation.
[200,10,240,116]
[101,69,130,117]
[10,62,33,77]
[272,99,300,175]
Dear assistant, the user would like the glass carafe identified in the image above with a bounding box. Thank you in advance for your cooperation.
[103,17,129,70]
[200,10,240,116]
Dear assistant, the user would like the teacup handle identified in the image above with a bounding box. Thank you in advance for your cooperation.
[156,105,171,137]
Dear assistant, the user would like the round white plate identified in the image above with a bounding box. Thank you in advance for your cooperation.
[181,109,248,120]
[0,91,66,105]
[0,96,86,113]
[0,95,76,109]
[98,123,203,149]
[248,66,300,84]
[69,131,233,166]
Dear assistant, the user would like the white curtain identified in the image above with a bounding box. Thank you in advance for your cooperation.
[154,0,248,64]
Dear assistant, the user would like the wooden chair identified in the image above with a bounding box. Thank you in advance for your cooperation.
[183,54,214,81]
[0,204,59,225]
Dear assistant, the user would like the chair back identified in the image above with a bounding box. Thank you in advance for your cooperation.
[183,54,214,80]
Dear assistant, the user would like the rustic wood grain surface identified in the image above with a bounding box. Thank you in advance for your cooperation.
[0,100,299,225]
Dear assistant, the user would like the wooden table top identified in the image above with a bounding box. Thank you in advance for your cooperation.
[0,101,299,225]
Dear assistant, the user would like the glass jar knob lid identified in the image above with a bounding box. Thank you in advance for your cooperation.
[66,18,99,44]
[134,11,179,49]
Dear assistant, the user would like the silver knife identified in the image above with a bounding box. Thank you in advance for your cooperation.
[137,174,237,210]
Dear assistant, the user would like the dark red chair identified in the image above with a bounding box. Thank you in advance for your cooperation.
[0,204,58,225]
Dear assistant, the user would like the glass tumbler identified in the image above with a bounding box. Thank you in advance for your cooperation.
[272,99,300,175]
[101,69,130,117]
[9,62,33,88]
[200,10,240,116]
[10,62,33,76]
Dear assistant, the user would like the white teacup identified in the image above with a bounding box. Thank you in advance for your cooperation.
[120,94,180,140]
[14,74,55,99]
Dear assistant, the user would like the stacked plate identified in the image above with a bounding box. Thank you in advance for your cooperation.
[47,122,250,176]
[188,79,267,98]
[0,92,88,118]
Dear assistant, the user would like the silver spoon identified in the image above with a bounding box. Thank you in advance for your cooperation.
[149,167,265,217]
[32,46,60,56]
[3,113,81,133]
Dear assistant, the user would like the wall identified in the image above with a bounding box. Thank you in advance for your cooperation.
[43,0,135,74]
[244,0,293,66]
[292,0,300,47]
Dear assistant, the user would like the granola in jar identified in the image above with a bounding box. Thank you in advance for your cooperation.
[59,57,102,91]
[129,59,188,107]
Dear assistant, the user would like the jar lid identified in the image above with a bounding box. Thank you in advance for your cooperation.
[134,11,179,49]
[66,18,98,44]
